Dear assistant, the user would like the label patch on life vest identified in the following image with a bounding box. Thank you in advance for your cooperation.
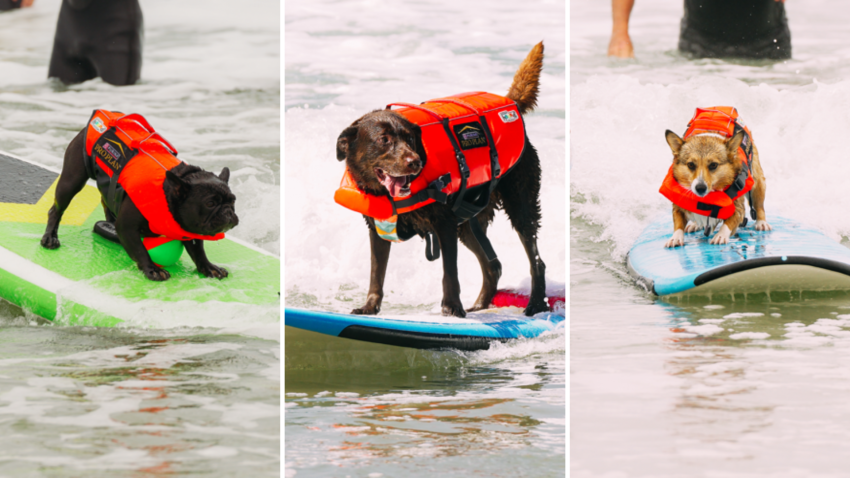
[91,117,107,133]
[452,121,489,150]
[499,110,518,123]
[93,130,136,177]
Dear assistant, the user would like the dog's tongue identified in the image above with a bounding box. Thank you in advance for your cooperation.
[380,174,410,198]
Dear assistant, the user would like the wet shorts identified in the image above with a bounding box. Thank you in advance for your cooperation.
[48,0,143,86]
[678,0,791,60]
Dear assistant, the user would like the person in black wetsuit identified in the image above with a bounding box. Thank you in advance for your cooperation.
[0,0,33,11]
[48,0,143,86]
[608,0,791,60]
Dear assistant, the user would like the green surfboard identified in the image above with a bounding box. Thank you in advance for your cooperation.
[0,151,279,327]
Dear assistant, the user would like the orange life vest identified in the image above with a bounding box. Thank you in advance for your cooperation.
[334,92,526,222]
[659,106,755,220]
[83,109,225,242]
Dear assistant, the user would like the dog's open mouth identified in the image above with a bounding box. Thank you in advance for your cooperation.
[375,168,412,198]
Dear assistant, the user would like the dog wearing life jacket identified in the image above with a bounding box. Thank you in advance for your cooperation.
[661,106,771,248]
[335,42,547,318]
[40,110,239,281]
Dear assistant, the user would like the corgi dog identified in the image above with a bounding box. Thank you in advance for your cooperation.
[662,107,771,248]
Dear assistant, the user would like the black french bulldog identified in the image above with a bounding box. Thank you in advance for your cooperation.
[40,128,239,281]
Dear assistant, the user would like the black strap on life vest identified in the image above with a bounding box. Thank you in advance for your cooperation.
[384,101,501,263]
[696,122,756,226]
[106,174,126,216]
[441,117,470,215]
[440,116,499,262]
[89,127,137,215]
[724,123,757,220]
[392,174,451,210]
[696,201,723,218]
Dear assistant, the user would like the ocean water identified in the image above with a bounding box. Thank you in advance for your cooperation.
[0,0,280,475]
[572,1,850,476]
[285,0,565,476]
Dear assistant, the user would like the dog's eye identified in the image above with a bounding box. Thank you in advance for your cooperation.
[379,135,390,145]
[687,162,696,171]
[708,162,718,171]
[205,200,216,208]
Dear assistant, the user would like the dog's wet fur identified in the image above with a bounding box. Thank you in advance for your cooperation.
[664,127,771,248]
[41,128,239,281]
[335,42,547,318]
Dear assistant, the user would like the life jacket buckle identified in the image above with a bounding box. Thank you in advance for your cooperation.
[735,174,745,190]
[429,175,450,203]
[456,153,470,178]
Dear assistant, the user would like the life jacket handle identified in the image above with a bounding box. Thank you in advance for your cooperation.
[128,132,179,156]
[386,102,445,121]
[427,98,482,116]
[114,113,180,155]
[115,113,155,134]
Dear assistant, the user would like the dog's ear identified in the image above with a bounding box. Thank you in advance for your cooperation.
[336,125,359,161]
[165,169,191,199]
[665,130,683,157]
[219,167,230,184]
[726,130,745,158]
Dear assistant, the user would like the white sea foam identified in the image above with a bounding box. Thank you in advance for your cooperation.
[724,313,766,319]
[729,332,770,340]
[681,324,724,336]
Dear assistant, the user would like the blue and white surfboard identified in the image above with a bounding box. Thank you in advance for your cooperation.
[627,215,850,296]
[284,307,564,351]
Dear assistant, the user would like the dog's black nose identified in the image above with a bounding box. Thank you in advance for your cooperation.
[406,156,421,171]
[695,183,707,195]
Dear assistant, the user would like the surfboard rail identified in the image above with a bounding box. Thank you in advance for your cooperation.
[284,307,564,351]
[627,215,850,296]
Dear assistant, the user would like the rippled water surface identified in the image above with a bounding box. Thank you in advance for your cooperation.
[0,0,279,475]
[572,1,850,476]
[285,0,565,476]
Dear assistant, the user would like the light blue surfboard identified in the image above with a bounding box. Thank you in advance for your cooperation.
[284,307,564,351]
[627,216,850,296]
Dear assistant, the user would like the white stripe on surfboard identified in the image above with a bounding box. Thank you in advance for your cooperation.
[0,244,73,293]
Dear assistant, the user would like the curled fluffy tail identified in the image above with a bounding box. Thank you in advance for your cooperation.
[506,41,544,115]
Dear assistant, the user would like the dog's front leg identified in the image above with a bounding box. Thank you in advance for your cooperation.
[665,207,688,248]
[115,204,170,281]
[710,199,745,245]
[435,223,465,318]
[352,222,391,315]
[184,239,228,279]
